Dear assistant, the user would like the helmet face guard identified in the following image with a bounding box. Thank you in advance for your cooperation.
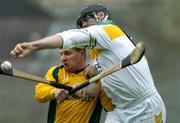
[76,4,110,29]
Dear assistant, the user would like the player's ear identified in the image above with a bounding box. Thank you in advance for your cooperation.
[96,11,106,20]
[80,49,86,57]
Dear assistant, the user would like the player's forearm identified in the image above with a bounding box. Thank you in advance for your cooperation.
[83,83,99,97]
[31,34,63,51]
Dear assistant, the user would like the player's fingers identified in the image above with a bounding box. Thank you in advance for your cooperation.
[20,42,29,49]
[16,43,24,52]
[10,49,21,58]
[11,42,28,53]
[63,90,69,100]
[10,44,23,55]
[55,89,69,103]
[10,50,17,58]
[18,54,26,58]
[54,89,62,98]
[75,89,84,97]
[57,92,68,103]
[57,96,63,103]
[10,51,24,58]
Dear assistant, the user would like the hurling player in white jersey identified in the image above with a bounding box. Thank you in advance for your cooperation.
[11,4,166,123]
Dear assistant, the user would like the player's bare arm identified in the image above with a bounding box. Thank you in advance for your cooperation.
[82,83,99,97]
[10,34,63,58]
[73,82,99,99]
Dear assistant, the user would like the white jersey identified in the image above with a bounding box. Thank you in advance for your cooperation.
[58,24,157,108]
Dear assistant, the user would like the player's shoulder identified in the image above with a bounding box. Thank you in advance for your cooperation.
[48,66,58,72]
[86,24,120,31]
[45,65,65,80]
[85,25,106,34]
[46,65,64,75]
[85,24,101,30]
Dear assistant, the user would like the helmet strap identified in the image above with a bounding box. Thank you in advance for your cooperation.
[93,12,99,22]
[104,15,109,21]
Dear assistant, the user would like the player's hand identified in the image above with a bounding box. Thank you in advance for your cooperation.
[10,42,35,58]
[75,89,85,98]
[71,84,86,98]
[54,89,69,103]
[84,65,100,79]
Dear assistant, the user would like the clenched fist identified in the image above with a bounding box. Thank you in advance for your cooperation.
[10,42,36,58]
[54,89,69,103]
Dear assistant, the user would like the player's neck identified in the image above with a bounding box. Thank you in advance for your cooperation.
[73,64,89,74]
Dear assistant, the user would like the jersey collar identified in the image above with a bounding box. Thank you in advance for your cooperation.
[96,19,113,25]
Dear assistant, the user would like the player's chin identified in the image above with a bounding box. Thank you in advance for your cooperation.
[63,64,71,70]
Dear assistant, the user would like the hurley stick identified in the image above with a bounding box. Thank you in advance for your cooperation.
[0,61,72,90]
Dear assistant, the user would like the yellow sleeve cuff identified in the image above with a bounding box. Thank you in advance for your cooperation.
[49,88,58,99]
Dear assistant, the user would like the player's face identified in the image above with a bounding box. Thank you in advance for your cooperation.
[81,17,96,28]
[79,11,106,28]
[60,48,85,72]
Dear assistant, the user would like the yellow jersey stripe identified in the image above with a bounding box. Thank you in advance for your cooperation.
[103,25,125,40]
[90,49,103,60]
